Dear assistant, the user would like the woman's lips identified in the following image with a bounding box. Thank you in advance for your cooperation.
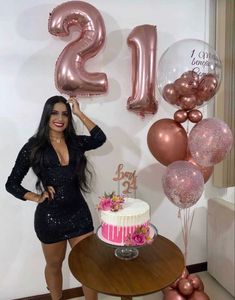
[53,122,64,127]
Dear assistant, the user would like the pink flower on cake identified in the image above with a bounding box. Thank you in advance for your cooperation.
[98,197,112,211]
[124,224,153,246]
[131,232,147,245]
[97,192,125,212]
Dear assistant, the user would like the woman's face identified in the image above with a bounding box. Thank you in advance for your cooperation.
[49,102,69,134]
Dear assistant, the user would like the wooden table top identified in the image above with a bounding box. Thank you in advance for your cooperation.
[68,233,184,298]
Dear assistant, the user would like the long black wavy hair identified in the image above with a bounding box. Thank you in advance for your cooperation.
[29,95,92,192]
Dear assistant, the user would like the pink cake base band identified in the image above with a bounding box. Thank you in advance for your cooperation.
[101,222,149,244]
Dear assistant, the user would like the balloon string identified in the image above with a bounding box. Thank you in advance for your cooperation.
[179,207,195,264]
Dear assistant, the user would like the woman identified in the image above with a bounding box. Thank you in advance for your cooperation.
[5,95,106,300]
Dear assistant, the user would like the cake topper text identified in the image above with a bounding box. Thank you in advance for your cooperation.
[113,163,137,195]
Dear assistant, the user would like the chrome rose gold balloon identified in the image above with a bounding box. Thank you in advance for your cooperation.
[188,290,210,300]
[179,95,197,111]
[48,1,108,96]
[163,290,187,300]
[174,110,188,123]
[162,286,173,295]
[178,278,194,296]
[204,73,218,86]
[147,119,188,166]
[181,70,199,83]
[188,118,233,166]
[174,78,197,96]
[163,83,179,105]
[197,73,218,102]
[127,24,158,116]
[187,110,203,123]
[170,267,189,288]
[188,274,205,291]
[186,151,214,183]
[162,161,204,209]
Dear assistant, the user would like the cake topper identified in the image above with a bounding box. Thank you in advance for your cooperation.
[112,163,137,196]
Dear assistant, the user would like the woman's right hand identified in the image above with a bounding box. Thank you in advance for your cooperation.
[37,186,55,202]
[25,186,55,203]
[36,191,50,203]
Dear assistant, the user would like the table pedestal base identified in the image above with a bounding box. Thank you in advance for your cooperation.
[121,297,132,300]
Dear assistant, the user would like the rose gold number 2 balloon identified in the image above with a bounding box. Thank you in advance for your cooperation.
[127,24,158,116]
[48,1,108,96]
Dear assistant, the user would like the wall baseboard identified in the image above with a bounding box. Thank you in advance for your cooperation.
[15,262,207,300]
[186,261,207,274]
[14,287,84,300]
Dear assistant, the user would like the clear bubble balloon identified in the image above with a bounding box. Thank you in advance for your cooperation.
[158,39,222,110]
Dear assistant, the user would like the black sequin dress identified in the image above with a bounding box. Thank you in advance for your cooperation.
[5,126,106,244]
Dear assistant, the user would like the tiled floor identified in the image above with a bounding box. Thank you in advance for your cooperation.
[74,272,234,300]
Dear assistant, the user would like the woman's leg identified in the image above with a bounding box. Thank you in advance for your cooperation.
[69,232,98,300]
[41,240,67,300]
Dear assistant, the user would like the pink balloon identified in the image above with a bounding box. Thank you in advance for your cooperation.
[163,289,187,300]
[163,84,179,105]
[48,1,108,96]
[188,118,233,166]
[178,278,194,296]
[162,161,204,209]
[188,274,204,291]
[127,24,158,116]
[188,290,210,300]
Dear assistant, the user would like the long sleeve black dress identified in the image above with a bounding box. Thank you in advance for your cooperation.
[5,125,106,244]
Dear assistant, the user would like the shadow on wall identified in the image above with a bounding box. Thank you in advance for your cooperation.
[137,162,166,211]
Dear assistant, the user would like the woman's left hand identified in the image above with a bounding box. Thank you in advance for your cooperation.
[67,97,81,117]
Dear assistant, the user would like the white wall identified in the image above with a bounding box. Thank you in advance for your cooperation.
[0,0,234,299]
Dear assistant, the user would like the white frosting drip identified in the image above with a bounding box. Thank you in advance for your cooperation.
[100,198,150,226]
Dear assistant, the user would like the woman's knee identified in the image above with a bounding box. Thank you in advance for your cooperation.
[42,240,67,270]
[45,254,65,271]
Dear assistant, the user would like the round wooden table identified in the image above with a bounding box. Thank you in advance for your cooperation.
[68,234,184,300]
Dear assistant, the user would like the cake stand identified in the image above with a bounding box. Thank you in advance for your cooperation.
[96,223,158,260]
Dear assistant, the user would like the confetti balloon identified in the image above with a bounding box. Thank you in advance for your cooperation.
[188,118,233,166]
[162,161,204,209]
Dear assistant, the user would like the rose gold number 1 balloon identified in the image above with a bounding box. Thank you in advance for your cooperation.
[127,24,158,116]
[48,1,108,96]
